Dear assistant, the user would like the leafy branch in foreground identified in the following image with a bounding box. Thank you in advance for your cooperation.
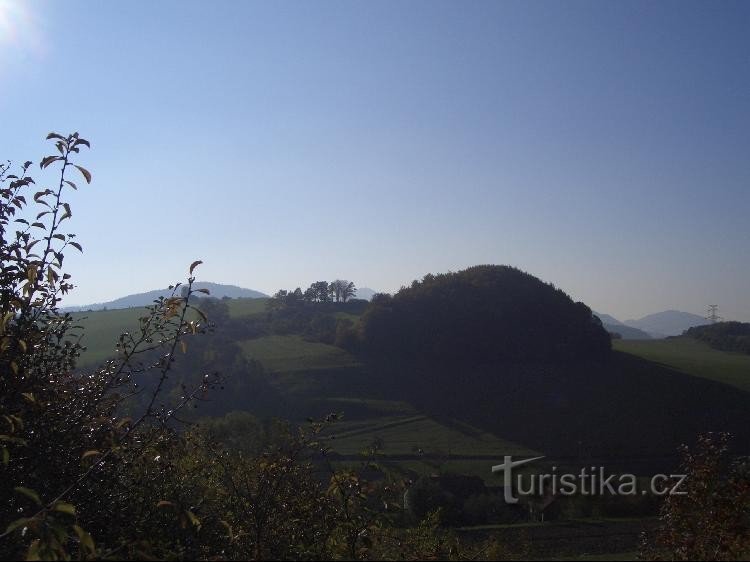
[0,133,218,559]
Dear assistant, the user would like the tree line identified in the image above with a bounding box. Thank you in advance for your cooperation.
[272,279,358,306]
[685,321,750,355]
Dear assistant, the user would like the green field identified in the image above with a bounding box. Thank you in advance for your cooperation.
[234,329,538,481]
[240,335,362,373]
[614,337,750,393]
[227,297,268,317]
[322,414,538,485]
[70,307,149,368]
[72,297,269,367]
[324,414,535,457]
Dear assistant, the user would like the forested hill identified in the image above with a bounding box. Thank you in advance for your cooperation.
[685,322,750,355]
[355,265,611,363]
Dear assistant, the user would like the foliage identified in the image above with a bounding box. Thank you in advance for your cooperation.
[640,432,750,560]
[685,321,750,355]
[265,289,367,344]
[329,280,357,303]
[273,279,358,307]
[356,265,611,364]
[0,133,229,559]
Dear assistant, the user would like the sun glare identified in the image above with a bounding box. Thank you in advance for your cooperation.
[0,0,43,59]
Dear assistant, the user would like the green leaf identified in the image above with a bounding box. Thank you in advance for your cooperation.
[14,487,41,505]
[53,502,76,515]
[73,525,95,553]
[59,203,72,222]
[219,519,234,540]
[5,517,32,535]
[73,165,91,184]
[189,260,203,275]
[26,538,41,560]
[185,510,201,529]
[40,155,61,169]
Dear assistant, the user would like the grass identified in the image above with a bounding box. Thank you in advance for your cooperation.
[233,331,535,475]
[70,297,269,367]
[614,337,750,393]
[239,335,361,373]
[70,307,148,368]
[227,297,268,317]
[333,311,361,324]
[326,415,535,457]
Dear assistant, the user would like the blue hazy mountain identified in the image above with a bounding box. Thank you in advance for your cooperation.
[354,287,378,301]
[624,310,708,338]
[594,311,653,340]
[63,282,268,312]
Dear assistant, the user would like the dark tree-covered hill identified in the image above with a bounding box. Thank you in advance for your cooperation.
[685,322,750,354]
[357,265,611,363]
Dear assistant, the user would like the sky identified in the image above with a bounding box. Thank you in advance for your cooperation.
[0,0,748,322]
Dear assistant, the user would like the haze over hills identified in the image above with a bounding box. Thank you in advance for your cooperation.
[62,282,268,312]
[63,281,710,341]
[354,287,378,301]
[594,312,652,340]
[624,310,708,338]
[594,312,622,326]
[596,310,708,339]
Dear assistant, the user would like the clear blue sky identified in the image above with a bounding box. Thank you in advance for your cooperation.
[1,0,748,321]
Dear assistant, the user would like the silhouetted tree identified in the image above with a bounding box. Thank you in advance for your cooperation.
[330,279,356,303]
[307,281,331,303]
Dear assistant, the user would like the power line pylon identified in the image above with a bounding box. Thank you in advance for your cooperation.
[706,304,722,324]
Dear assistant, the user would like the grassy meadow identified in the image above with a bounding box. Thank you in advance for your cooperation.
[614,337,750,393]
[72,297,269,368]
[239,335,361,373]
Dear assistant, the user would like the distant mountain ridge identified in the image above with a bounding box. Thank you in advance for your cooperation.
[63,282,268,312]
[594,312,652,340]
[624,310,707,338]
[354,287,379,301]
[594,312,624,326]
[595,310,708,339]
